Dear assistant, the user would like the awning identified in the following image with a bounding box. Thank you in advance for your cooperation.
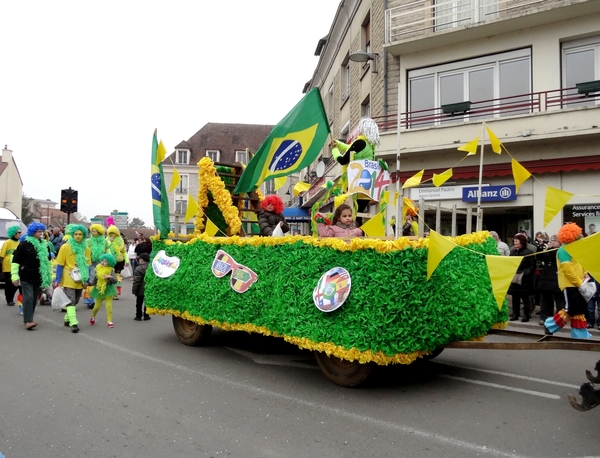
[283,207,311,222]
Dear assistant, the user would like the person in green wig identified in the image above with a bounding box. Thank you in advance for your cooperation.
[0,224,23,307]
[55,225,91,333]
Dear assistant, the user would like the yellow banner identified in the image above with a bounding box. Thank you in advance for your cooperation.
[293,181,311,196]
[360,212,386,237]
[205,218,219,237]
[457,136,479,155]
[485,255,522,309]
[486,126,502,154]
[564,232,600,281]
[427,230,457,280]
[168,167,181,193]
[184,194,199,223]
[511,159,532,193]
[432,168,453,187]
[402,169,424,189]
[274,177,287,191]
[543,186,573,227]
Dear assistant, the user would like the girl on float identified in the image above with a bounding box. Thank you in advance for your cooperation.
[317,203,364,238]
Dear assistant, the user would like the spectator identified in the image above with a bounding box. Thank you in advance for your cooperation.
[49,227,63,253]
[508,233,536,322]
[132,252,151,321]
[489,231,510,256]
[135,234,152,257]
[536,234,565,325]
[128,238,138,271]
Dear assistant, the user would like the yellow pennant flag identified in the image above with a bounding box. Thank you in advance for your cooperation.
[168,167,181,192]
[274,177,287,191]
[432,168,453,187]
[564,232,600,281]
[402,169,424,189]
[426,230,457,280]
[360,212,385,237]
[205,217,219,237]
[157,140,168,164]
[392,191,399,206]
[544,186,574,227]
[486,126,502,154]
[184,194,199,223]
[485,255,523,310]
[293,181,311,196]
[511,159,532,193]
[402,197,416,218]
[457,136,479,155]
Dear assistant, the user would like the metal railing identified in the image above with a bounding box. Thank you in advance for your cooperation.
[372,86,600,132]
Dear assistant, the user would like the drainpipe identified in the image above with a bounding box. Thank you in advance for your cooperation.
[383,0,388,117]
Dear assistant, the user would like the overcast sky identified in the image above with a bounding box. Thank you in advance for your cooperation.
[1,1,340,227]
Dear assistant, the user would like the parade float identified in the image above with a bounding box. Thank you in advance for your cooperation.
[145,93,600,390]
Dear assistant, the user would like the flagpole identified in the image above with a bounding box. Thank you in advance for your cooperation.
[476,122,485,232]
[395,82,402,239]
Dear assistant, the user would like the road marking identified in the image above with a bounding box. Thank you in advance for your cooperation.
[35,315,535,457]
[441,362,579,389]
[437,374,561,399]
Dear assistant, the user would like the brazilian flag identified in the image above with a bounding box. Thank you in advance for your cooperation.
[234,88,330,194]
[151,129,170,239]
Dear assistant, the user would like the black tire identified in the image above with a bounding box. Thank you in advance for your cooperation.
[420,347,444,361]
[172,315,212,346]
[314,352,373,387]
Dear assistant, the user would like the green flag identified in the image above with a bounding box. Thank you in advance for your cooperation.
[234,88,330,194]
[151,129,170,238]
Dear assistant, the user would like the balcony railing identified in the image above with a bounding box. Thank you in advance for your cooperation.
[386,0,548,44]
[372,86,600,132]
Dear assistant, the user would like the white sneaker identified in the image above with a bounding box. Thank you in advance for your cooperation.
[18,305,23,315]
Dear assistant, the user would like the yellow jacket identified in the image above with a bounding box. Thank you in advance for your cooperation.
[557,245,584,290]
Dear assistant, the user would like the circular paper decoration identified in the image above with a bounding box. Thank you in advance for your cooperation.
[152,250,180,278]
[313,267,352,312]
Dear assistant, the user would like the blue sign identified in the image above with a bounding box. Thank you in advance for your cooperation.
[462,185,516,202]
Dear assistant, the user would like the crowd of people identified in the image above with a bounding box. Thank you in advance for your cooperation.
[490,226,598,336]
[2,221,154,333]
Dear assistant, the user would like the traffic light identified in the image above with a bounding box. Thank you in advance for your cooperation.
[70,190,78,213]
[60,189,70,213]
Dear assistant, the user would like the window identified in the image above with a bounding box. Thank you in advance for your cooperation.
[235,150,247,164]
[361,95,371,118]
[175,200,187,215]
[563,36,600,107]
[408,48,531,126]
[176,175,189,194]
[434,0,498,32]
[176,149,189,165]
[328,83,334,121]
[264,180,275,194]
[341,55,350,103]
[362,15,371,55]
[206,150,220,162]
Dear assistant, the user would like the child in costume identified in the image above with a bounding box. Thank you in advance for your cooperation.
[258,195,290,237]
[11,222,53,330]
[107,223,126,299]
[55,225,91,333]
[132,252,151,321]
[0,224,22,307]
[89,253,118,328]
[544,223,592,338]
[86,224,110,308]
[317,204,363,238]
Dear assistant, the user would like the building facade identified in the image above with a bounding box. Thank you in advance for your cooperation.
[0,146,24,218]
[163,123,273,234]
[304,0,600,242]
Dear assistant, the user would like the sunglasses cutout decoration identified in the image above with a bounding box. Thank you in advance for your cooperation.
[211,250,257,293]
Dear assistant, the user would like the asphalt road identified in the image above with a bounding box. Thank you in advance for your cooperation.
[1,285,599,458]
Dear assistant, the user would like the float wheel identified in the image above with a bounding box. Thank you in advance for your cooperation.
[420,347,444,361]
[172,316,212,346]
[314,352,373,387]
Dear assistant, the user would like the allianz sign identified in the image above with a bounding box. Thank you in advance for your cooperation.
[462,185,516,203]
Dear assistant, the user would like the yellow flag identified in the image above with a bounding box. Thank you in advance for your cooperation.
[293,181,311,196]
[157,140,168,164]
[486,126,502,154]
[457,136,479,155]
[403,197,417,214]
[168,167,181,192]
[402,169,424,189]
[544,186,574,227]
[485,255,522,309]
[511,159,532,193]
[205,218,219,237]
[274,177,287,191]
[392,191,399,206]
[360,212,385,237]
[184,194,199,223]
[432,168,453,187]
[427,230,457,280]
[564,232,600,281]
[334,193,348,209]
